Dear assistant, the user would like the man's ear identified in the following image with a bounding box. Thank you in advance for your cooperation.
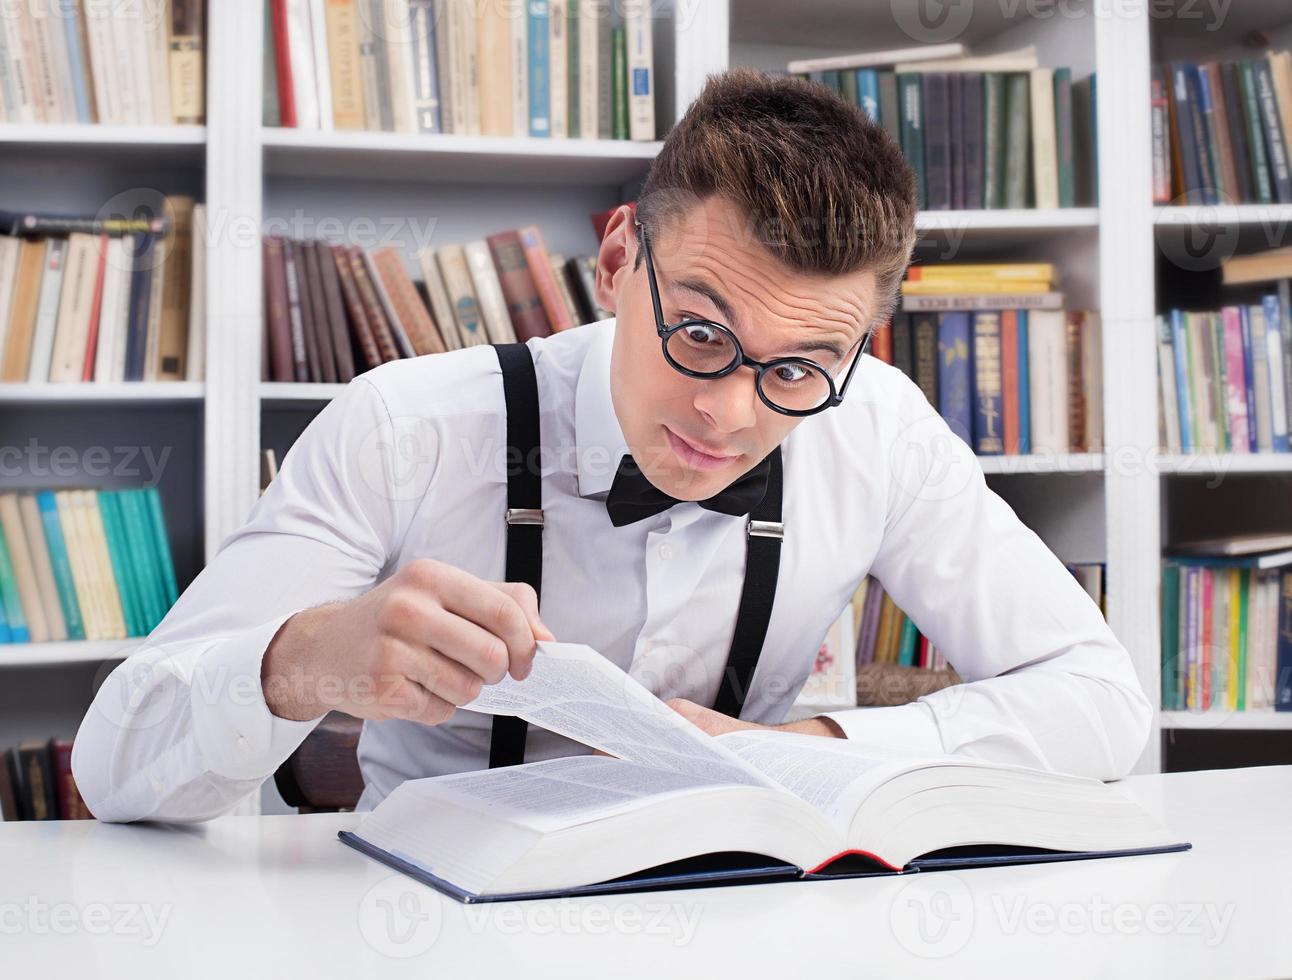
[593,205,637,315]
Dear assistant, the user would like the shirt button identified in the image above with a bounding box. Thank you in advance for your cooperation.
[658,544,674,560]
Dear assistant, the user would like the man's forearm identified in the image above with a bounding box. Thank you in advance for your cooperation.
[783,716,845,738]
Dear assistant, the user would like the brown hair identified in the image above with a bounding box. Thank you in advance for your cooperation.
[637,68,918,329]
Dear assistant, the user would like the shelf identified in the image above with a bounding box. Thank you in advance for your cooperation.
[0,382,205,405]
[915,208,1099,233]
[1154,204,1292,227]
[1157,453,1292,475]
[1160,710,1292,730]
[1,639,135,668]
[261,128,663,185]
[0,123,205,166]
[978,453,1105,475]
[259,382,348,404]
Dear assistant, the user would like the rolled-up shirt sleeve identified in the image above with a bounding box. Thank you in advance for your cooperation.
[818,373,1153,782]
[73,375,428,822]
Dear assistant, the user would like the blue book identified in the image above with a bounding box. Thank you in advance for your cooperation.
[1263,294,1290,451]
[58,0,93,124]
[123,234,156,382]
[0,522,29,643]
[528,0,551,137]
[937,312,973,446]
[1170,309,1194,453]
[37,491,84,641]
[1016,310,1032,453]
[409,0,443,133]
[0,585,9,642]
[1278,570,1292,710]
[1192,64,1221,203]
[972,312,1004,454]
[1239,304,1258,452]
[855,69,880,123]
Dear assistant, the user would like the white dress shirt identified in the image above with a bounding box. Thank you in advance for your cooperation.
[73,318,1152,822]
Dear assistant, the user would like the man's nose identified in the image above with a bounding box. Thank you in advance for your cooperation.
[692,365,759,434]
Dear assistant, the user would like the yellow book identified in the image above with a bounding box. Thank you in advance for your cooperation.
[55,490,100,640]
[324,0,366,130]
[901,279,1054,295]
[81,490,126,640]
[906,263,1056,282]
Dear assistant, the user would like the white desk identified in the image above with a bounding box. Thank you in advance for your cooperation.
[2,765,1290,979]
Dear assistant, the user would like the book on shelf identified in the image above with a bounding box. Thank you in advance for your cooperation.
[1156,290,1292,454]
[1161,544,1292,712]
[0,201,205,384]
[791,45,1095,210]
[0,738,92,822]
[882,263,1101,456]
[0,487,177,646]
[1153,51,1292,205]
[265,0,656,140]
[0,0,205,126]
[262,221,611,383]
[340,641,1188,903]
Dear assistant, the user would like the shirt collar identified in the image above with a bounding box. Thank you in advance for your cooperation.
[574,319,630,498]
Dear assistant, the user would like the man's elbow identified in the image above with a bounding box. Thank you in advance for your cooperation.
[1100,670,1155,780]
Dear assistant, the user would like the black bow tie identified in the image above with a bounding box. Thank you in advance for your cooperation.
[604,450,773,527]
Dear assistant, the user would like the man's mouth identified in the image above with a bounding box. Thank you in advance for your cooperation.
[664,426,739,471]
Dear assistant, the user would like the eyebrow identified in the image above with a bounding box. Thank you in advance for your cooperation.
[671,277,850,361]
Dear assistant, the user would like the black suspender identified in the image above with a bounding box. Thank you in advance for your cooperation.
[488,342,784,770]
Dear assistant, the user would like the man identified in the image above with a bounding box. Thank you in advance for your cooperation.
[74,69,1151,822]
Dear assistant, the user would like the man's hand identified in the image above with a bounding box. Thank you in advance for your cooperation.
[666,698,846,739]
[261,558,554,724]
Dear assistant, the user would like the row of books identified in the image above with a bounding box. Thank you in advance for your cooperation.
[790,43,1094,210]
[262,226,608,383]
[1152,52,1292,205]
[851,563,1105,671]
[0,487,178,645]
[266,0,657,140]
[0,201,205,384]
[0,738,91,821]
[0,0,204,126]
[875,264,1102,455]
[1156,294,1292,454]
[1161,536,1292,712]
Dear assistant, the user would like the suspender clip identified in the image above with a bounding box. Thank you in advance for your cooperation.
[747,519,784,540]
[505,508,545,526]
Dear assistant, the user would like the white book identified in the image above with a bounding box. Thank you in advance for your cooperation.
[0,238,21,372]
[893,46,1038,74]
[415,247,465,350]
[1026,309,1067,453]
[577,0,598,138]
[441,0,464,134]
[48,233,101,383]
[142,231,166,380]
[1157,315,1182,454]
[110,0,152,124]
[1264,301,1289,447]
[24,0,62,121]
[1029,68,1059,210]
[1249,305,1273,452]
[26,237,68,383]
[143,0,172,124]
[345,642,1182,901]
[0,493,50,643]
[548,0,567,138]
[510,2,528,137]
[624,0,653,141]
[81,0,123,124]
[458,0,479,135]
[35,0,77,123]
[285,0,321,129]
[383,0,417,133]
[0,7,14,122]
[789,42,966,75]
[307,0,334,131]
[95,236,132,382]
[463,239,517,344]
[17,493,68,642]
[186,205,206,380]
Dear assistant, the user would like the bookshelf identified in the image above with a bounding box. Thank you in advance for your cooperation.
[11,1,1292,795]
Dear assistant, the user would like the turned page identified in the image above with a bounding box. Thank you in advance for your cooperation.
[462,641,779,790]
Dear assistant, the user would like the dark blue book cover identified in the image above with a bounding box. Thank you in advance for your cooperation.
[123,234,156,382]
[1017,310,1032,453]
[1277,569,1292,710]
[1170,63,1204,204]
[1240,304,1259,452]
[1170,309,1194,453]
[938,312,973,447]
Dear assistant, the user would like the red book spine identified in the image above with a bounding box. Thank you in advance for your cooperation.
[486,230,551,341]
[80,235,109,381]
[330,245,382,370]
[271,0,297,127]
[872,319,893,364]
[1000,308,1020,454]
[518,225,573,332]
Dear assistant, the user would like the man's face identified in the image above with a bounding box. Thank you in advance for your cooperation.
[593,195,879,501]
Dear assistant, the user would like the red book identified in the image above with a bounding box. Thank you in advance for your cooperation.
[590,201,635,242]
[871,319,893,364]
[80,235,109,381]
[486,230,551,341]
[518,225,573,332]
[271,0,297,127]
[1000,308,1020,454]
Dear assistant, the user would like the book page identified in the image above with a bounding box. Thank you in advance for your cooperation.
[463,641,778,790]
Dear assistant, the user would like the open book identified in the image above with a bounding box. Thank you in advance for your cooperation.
[339,642,1189,903]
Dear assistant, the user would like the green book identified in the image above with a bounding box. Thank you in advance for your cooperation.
[1209,313,1228,451]
[1004,72,1032,208]
[0,522,28,643]
[1054,67,1075,207]
[611,26,627,140]
[1161,563,1180,711]
[878,71,900,147]
[822,70,842,95]
[144,487,179,608]
[119,490,164,630]
[1236,567,1249,711]
[98,492,142,637]
[36,491,83,640]
[898,73,926,209]
[1239,60,1274,204]
[983,73,1008,209]
[566,0,579,138]
[1182,312,1201,452]
[839,69,859,107]
[898,618,918,667]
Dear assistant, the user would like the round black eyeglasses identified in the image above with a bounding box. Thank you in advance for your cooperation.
[635,220,870,417]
